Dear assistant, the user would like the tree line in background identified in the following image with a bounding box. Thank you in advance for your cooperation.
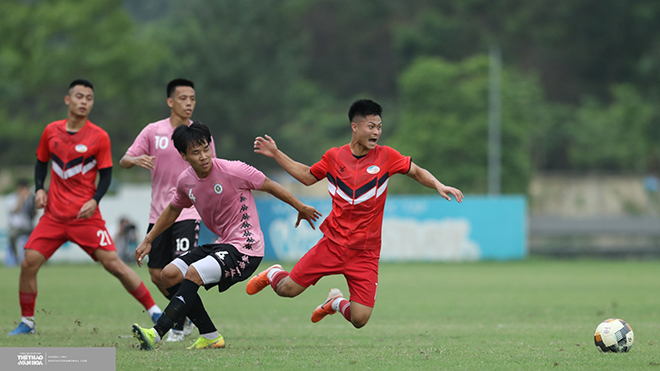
[1,0,660,194]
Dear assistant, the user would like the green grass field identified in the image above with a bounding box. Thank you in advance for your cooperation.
[1,259,659,370]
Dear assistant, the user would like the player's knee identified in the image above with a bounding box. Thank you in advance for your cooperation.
[20,251,44,273]
[349,306,372,329]
[351,314,370,329]
[276,279,303,297]
[183,265,204,286]
[150,273,161,286]
[160,265,182,287]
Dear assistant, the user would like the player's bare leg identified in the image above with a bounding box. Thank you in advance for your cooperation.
[347,302,372,328]
[9,249,47,335]
[18,249,47,293]
[246,265,306,297]
[161,263,184,287]
[148,267,170,297]
[273,276,306,297]
[94,249,161,322]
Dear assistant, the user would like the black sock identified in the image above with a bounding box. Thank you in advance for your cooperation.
[165,283,184,331]
[154,279,200,338]
[185,294,217,335]
[166,283,181,300]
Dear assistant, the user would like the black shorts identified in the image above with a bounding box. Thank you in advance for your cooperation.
[177,244,262,292]
[147,220,200,269]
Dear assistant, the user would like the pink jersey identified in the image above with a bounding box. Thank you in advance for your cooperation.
[125,118,216,223]
[171,158,266,257]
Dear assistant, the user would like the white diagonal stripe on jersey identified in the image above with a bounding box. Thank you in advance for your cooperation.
[63,164,83,179]
[52,162,64,179]
[52,161,96,180]
[336,187,354,205]
[82,158,97,174]
[327,181,337,196]
[376,178,389,198]
[353,186,376,205]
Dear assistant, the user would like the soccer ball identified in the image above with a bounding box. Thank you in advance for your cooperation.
[594,318,634,353]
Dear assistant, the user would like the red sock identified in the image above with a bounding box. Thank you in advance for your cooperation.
[19,291,37,317]
[129,282,156,310]
[270,270,289,291]
[338,299,351,322]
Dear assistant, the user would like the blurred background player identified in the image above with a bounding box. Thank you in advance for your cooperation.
[131,122,321,350]
[8,79,162,335]
[119,79,215,342]
[114,216,138,263]
[6,179,36,267]
[248,99,463,329]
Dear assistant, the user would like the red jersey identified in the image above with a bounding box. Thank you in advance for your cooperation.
[310,144,411,251]
[36,119,113,222]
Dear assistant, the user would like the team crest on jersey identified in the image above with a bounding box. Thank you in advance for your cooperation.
[214,182,223,194]
[75,144,88,153]
[366,165,380,174]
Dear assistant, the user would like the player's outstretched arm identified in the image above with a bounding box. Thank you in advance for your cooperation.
[259,177,322,229]
[135,203,183,266]
[254,134,318,186]
[406,162,464,202]
[119,154,155,170]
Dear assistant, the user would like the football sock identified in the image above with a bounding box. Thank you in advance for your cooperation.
[19,291,37,318]
[201,331,220,340]
[185,293,217,335]
[129,282,157,310]
[267,267,283,281]
[165,283,184,331]
[147,305,161,317]
[270,270,289,291]
[166,283,181,300]
[332,298,351,322]
[154,279,201,338]
[152,330,162,344]
[21,317,35,328]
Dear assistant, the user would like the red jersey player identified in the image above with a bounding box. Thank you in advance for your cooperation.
[247,99,463,329]
[8,79,162,336]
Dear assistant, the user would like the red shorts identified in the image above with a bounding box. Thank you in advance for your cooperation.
[25,214,116,261]
[290,236,380,308]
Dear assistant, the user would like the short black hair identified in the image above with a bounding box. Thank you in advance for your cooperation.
[167,78,195,98]
[68,79,94,92]
[172,121,212,154]
[348,99,382,123]
[16,178,29,188]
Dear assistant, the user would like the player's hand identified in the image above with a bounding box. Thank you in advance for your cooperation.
[35,189,48,209]
[438,185,464,203]
[295,204,322,230]
[77,199,98,219]
[135,240,152,267]
[135,155,155,170]
[254,134,279,158]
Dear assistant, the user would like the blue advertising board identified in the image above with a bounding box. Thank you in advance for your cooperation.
[254,195,527,262]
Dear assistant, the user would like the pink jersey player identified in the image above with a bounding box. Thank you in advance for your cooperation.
[120,79,215,341]
[130,122,320,351]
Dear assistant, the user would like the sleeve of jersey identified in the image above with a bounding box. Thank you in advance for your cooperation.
[125,125,151,157]
[96,132,114,169]
[232,161,266,190]
[309,151,331,180]
[388,146,412,174]
[35,126,52,162]
[171,175,193,209]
